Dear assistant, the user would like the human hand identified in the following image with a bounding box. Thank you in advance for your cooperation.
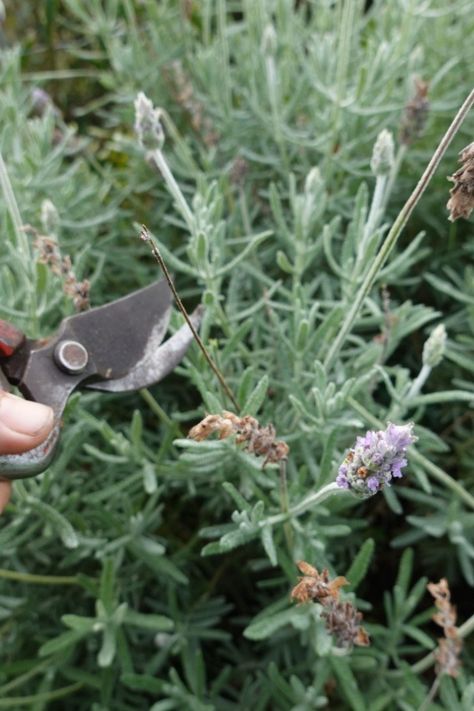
[0,391,54,513]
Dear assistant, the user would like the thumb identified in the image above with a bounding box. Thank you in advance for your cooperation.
[0,480,11,513]
[0,391,54,456]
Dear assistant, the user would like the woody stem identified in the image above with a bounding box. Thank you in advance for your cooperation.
[279,459,293,553]
[264,482,348,527]
[323,87,474,371]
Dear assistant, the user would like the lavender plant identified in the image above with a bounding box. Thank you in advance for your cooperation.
[1,2,474,709]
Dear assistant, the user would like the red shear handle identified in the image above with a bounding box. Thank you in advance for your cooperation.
[0,319,25,358]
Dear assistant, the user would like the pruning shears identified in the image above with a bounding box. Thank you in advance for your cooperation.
[0,280,202,480]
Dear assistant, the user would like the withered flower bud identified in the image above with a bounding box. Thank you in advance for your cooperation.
[428,578,462,678]
[229,156,249,187]
[447,142,474,221]
[33,229,90,312]
[290,561,348,605]
[399,78,429,146]
[188,411,289,465]
[322,600,370,649]
[291,561,369,649]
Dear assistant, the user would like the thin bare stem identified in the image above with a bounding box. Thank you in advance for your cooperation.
[264,482,347,527]
[0,568,79,585]
[0,682,84,707]
[149,151,195,233]
[324,88,474,370]
[417,676,441,711]
[141,226,240,412]
[357,173,387,262]
[140,388,175,428]
[0,659,51,696]
[279,459,293,552]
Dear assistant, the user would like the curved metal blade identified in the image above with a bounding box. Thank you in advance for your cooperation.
[1,279,173,417]
[86,306,203,393]
[61,279,173,380]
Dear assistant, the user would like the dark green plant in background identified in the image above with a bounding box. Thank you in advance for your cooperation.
[1,1,474,708]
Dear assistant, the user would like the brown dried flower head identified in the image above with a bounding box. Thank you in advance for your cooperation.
[322,600,370,649]
[31,229,90,312]
[290,561,348,605]
[229,156,249,188]
[35,234,61,272]
[64,275,91,312]
[290,560,369,649]
[188,411,289,465]
[167,60,219,147]
[447,142,474,221]
[427,578,462,678]
[399,77,429,146]
[435,637,463,679]
[427,578,456,630]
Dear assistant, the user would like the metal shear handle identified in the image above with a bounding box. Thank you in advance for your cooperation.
[0,281,202,480]
[0,424,61,479]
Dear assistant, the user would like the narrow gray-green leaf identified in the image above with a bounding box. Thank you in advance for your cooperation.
[346,538,375,591]
[260,524,277,566]
[27,499,78,549]
[242,374,269,417]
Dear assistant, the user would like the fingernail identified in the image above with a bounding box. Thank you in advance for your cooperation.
[0,392,54,436]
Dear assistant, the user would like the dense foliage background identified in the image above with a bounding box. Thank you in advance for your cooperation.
[0,1,473,709]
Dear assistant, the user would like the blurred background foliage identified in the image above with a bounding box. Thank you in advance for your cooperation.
[0,1,473,708]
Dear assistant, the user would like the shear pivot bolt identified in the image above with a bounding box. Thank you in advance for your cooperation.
[54,340,89,374]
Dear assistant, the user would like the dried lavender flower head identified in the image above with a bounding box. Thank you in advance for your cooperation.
[399,77,429,146]
[336,423,416,497]
[31,87,55,116]
[134,92,165,151]
[447,142,474,221]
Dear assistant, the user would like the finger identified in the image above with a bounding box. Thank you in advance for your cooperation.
[0,391,54,455]
[0,480,11,513]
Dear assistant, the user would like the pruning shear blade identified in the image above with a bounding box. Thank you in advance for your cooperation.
[0,280,201,479]
[88,306,203,392]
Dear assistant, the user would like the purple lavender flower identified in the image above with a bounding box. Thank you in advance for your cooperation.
[336,423,416,498]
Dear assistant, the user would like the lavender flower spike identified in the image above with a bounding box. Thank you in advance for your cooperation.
[336,423,416,498]
[134,92,164,152]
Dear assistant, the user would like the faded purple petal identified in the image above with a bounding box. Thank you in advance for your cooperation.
[391,457,407,478]
[369,451,384,466]
[385,423,415,450]
[367,476,380,492]
[336,472,350,489]
[357,431,377,449]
